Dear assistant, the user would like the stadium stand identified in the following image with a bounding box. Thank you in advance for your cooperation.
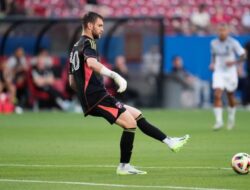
[15,0,249,34]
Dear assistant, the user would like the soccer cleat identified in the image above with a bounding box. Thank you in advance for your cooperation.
[116,164,147,175]
[167,135,190,152]
[213,122,223,131]
[15,106,23,114]
[227,119,235,130]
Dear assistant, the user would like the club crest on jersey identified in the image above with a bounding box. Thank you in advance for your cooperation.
[116,102,123,109]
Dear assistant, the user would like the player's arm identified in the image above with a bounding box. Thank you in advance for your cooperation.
[86,57,127,93]
[69,74,77,92]
[226,41,246,67]
[209,42,215,71]
[226,54,246,67]
[209,54,216,71]
[237,53,246,63]
[235,53,246,63]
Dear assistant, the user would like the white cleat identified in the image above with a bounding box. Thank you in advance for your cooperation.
[227,119,235,130]
[167,135,190,152]
[213,122,223,131]
[15,106,23,114]
[116,164,147,175]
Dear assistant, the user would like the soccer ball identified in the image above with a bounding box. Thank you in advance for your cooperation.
[231,153,250,175]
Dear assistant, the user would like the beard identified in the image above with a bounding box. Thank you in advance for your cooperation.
[93,31,100,39]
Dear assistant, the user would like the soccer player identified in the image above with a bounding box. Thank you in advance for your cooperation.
[210,24,246,130]
[68,12,189,175]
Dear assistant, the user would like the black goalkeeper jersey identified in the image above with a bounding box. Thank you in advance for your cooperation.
[69,35,108,115]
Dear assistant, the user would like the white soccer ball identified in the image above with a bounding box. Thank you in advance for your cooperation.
[231,153,250,175]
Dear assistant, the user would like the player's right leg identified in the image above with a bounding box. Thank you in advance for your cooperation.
[115,111,147,175]
[124,105,189,153]
[212,73,224,130]
[213,88,224,130]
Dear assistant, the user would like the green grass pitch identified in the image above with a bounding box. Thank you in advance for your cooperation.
[0,109,250,190]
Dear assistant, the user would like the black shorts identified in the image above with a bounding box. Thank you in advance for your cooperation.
[87,95,126,124]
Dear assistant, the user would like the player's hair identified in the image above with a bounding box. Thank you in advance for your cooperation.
[172,55,181,61]
[218,23,229,29]
[82,12,103,29]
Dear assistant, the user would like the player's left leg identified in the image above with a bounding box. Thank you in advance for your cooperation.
[226,91,236,130]
[89,97,147,175]
[225,74,238,130]
[124,105,190,152]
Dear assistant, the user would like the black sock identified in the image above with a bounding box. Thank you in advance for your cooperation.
[120,128,135,163]
[136,116,167,142]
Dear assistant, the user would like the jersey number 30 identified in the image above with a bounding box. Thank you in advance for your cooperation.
[70,51,80,72]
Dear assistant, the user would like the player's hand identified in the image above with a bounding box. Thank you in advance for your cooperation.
[226,61,235,67]
[209,63,214,71]
[112,73,127,93]
[99,65,127,92]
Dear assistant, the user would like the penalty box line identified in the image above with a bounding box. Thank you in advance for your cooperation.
[0,178,233,190]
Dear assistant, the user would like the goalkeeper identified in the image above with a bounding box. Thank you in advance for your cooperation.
[68,12,189,175]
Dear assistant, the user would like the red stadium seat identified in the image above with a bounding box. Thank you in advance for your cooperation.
[19,0,250,34]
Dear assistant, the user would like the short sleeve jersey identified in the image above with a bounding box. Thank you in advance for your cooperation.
[210,36,245,73]
[69,35,107,114]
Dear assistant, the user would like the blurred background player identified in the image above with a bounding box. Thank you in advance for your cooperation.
[210,24,246,130]
[6,47,29,113]
[69,12,189,175]
[171,56,210,108]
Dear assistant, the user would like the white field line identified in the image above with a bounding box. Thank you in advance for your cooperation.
[0,178,233,190]
[0,163,231,170]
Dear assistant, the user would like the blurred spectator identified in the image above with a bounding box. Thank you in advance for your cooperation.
[0,59,16,113]
[31,48,66,94]
[170,56,210,108]
[112,55,128,101]
[0,59,15,102]
[170,16,183,34]
[113,56,128,78]
[6,47,29,112]
[6,0,26,16]
[85,0,112,17]
[31,49,69,110]
[110,55,138,105]
[0,0,6,17]
[31,48,67,93]
[31,48,53,68]
[180,5,192,35]
[180,4,191,20]
[211,6,231,28]
[190,4,210,34]
[241,8,250,33]
[1,0,249,34]
[236,61,249,106]
[142,46,161,105]
[142,46,161,76]
[87,0,97,5]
